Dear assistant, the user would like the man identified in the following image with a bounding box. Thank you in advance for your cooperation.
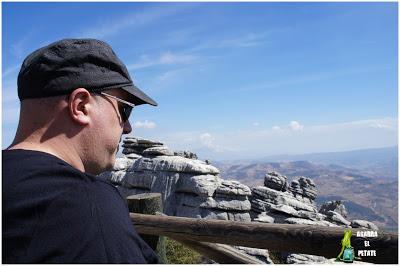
[3,39,159,263]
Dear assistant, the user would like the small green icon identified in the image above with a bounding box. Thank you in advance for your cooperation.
[336,230,358,263]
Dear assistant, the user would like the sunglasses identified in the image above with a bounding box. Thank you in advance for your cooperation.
[97,92,135,122]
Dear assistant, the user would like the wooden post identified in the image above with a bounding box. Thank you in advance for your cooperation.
[127,193,166,263]
[130,213,398,264]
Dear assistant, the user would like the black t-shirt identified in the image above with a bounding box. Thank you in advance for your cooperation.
[2,149,158,263]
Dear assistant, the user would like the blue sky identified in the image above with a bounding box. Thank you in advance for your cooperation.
[2,2,398,160]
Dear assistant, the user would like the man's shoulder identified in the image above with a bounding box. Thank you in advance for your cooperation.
[2,149,121,206]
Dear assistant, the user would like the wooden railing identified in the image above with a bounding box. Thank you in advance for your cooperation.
[128,193,398,264]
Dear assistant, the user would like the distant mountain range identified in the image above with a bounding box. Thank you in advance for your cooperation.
[213,146,398,229]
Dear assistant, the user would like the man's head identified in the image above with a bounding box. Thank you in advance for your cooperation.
[14,39,157,175]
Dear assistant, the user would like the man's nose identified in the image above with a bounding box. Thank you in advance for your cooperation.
[123,120,132,134]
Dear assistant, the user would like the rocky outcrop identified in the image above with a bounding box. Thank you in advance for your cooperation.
[102,137,380,264]
[105,137,251,222]
[250,172,323,225]
[319,200,348,218]
[351,220,379,231]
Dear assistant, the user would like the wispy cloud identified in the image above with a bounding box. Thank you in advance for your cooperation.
[78,5,191,39]
[127,52,197,71]
[9,30,37,59]
[233,66,393,94]
[2,65,20,79]
[217,32,271,48]
[2,86,19,104]
[133,120,156,129]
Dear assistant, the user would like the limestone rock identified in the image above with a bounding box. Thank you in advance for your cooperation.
[264,171,289,191]
[252,186,315,212]
[290,180,302,195]
[297,177,317,200]
[200,209,251,222]
[125,153,142,160]
[122,147,143,155]
[286,253,328,264]
[253,212,275,223]
[143,146,174,157]
[319,200,348,218]
[285,217,339,227]
[351,220,379,231]
[200,209,228,220]
[131,156,220,174]
[175,175,221,196]
[174,150,198,159]
[325,211,351,226]
[113,157,135,171]
[122,137,163,155]
[122,171,154,189]
[296,210,326,221]
[268,203,299,216]
[234,246,274,264]
[216,180,251,196]
[200,196,251,211]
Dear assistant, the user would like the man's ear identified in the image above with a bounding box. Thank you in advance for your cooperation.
[68,88,92,125]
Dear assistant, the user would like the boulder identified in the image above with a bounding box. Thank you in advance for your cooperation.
[200,197,251,211]
[286,253,328,264]
[351,220,379,231]
[264,171,289,191]
[253,212,275,223]
[297,177,317,200]
[234,246,274,264]
[130,156,220,174]
[252,187,316,212]
[175,174,221,196]
[285,218,339,227]
[319,200,348,218]
[215,180,252,196]
[268,203,299,216]
[143,146,174,156]
[122,171,154,189]
[174,150,198,159]
[325,211,351,226]
[122,147,143,155]
[113,157,135,171]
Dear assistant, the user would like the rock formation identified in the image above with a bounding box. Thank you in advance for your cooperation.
[102,137,379,264]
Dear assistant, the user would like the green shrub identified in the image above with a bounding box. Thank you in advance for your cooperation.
[165,237,203,264]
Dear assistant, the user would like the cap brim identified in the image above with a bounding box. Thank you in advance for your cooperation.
[121,84,158,106]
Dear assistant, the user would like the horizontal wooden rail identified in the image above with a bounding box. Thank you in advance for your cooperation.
[172,237,265,264]
[130,213,398,264]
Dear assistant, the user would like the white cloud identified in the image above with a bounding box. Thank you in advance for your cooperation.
[133,120,156,129]
[2,65,20,79]
[218,32,271,48]
[290,121,304,131]
[127,52,197,71]
[253,122,260,127]
[149,117,398,160]
[78,5,189,39]
[200,133,215,148]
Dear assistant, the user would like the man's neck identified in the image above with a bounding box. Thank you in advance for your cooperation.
[8,137,86,173]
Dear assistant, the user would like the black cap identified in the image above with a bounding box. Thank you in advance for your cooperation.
[17,38,157,106]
